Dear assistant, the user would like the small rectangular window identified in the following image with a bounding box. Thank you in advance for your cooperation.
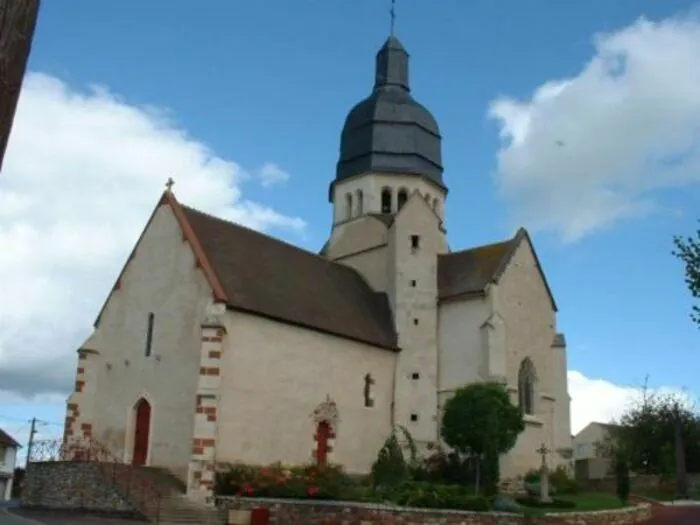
[145,313,154,357]
[410,235,420,250]
[413,318,419,326]
[410,413,418,422]
[410,279,417,287]
[411,372,420,380]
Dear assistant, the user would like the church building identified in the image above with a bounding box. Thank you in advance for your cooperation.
[63,34,572,501]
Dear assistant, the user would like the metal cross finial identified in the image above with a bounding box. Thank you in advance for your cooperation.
[165,177,175,192]
[390,0,396,36]
[536,442,550,456]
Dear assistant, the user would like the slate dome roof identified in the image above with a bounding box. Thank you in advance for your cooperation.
[334,36,445,193]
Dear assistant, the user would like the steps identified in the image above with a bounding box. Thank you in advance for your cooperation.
[98,463,222,523]
[154,494,225,524]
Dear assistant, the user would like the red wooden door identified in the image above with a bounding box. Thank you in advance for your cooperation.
[315,421,331,465]
[132,399,151,466]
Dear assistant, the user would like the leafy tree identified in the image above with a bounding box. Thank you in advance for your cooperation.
[672,230,700,326]
[598,383,700,475]
[441,382,525,494]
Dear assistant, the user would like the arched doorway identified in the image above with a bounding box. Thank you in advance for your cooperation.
[132,398,151,466]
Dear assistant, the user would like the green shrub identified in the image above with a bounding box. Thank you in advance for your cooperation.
[549,465,578,495]
[370,431,409,488]
[412,449,477,486]
[387,481,490,511]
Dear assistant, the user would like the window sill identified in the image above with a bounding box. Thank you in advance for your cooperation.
[523,414,544,426]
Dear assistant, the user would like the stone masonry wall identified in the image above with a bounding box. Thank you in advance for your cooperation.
[218,497,652,525]
[22,462,138,517]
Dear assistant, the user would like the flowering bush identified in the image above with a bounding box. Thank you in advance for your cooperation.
[215,462,360,500]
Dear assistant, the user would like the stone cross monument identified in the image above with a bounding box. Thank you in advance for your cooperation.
[536,442,552,503]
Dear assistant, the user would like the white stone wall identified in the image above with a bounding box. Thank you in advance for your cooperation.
[67,203,213,482]
[325,215,390,293]
[387,194,447,448]
[492,238,571,476]
[215,311,396,474]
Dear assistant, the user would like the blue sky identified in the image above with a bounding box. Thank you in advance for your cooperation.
[2,0,700,447]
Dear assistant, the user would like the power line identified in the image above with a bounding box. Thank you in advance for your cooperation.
[0,414,63,426]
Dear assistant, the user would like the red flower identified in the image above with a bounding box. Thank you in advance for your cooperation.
[307,486,319,497]
[241,483,255,496]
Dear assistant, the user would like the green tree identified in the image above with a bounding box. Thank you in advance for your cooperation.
[672,230,700,326]
[441,382,525,494]
[598,384,700,475]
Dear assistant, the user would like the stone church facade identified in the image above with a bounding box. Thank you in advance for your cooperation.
[63,35,572,501]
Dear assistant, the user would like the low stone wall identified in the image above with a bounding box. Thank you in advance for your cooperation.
[22,461,139,518]
[584,473,700,494]
[217,497,652,525]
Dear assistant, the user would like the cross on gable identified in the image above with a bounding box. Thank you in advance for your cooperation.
[165,177,175,192]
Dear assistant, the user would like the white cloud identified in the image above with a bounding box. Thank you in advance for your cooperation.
[489,13,700,241]
[257,162,290,187]
[568,370,694,434]
[0,72,305,400]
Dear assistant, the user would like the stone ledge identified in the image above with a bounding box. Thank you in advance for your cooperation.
[217,496,651,525]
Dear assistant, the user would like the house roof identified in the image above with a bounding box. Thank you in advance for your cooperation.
[94,190,558,352]
[0,428,21,448]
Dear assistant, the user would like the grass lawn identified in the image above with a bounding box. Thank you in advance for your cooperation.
[518,492,626,514]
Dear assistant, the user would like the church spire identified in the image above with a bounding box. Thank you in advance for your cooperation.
[374,1,409,92]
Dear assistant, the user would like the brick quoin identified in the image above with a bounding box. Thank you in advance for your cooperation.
[202,336,223,343]
[208,350,222,359]
[76,367,85,374]
[75,380,85,392]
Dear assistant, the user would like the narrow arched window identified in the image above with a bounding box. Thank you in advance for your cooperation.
[344,193,353,220]
[518,358,536,415]
[432,197,438,211]
[397,188,408,210]
[356,190,364,217]
[381,187,392,213]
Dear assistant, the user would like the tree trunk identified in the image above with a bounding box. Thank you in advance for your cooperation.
[474,456,481,495]
[0,0,41,171]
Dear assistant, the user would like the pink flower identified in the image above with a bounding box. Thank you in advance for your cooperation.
[307,486,319,497]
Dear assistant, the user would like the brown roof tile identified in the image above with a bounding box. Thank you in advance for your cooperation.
[182,206,398,350]
[438,240,516,300]
[0,428,21,448]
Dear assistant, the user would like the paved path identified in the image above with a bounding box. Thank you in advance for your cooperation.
[1,509,145,525]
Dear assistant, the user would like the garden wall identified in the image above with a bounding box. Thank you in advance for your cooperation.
[584,473,700,494]
[21,461,139,518]
[218,496,652,525]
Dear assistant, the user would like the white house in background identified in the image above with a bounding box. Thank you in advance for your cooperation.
[573,422,619,480]
[0,428,21,500]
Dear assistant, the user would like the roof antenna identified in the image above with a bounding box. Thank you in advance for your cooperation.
[390,0,396,36]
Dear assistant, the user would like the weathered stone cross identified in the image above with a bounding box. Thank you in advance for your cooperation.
[536,442,552,503]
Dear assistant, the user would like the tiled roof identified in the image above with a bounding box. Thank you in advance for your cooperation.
[182,206,399,350]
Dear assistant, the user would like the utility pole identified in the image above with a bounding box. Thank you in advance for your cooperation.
[25,417,37,464]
